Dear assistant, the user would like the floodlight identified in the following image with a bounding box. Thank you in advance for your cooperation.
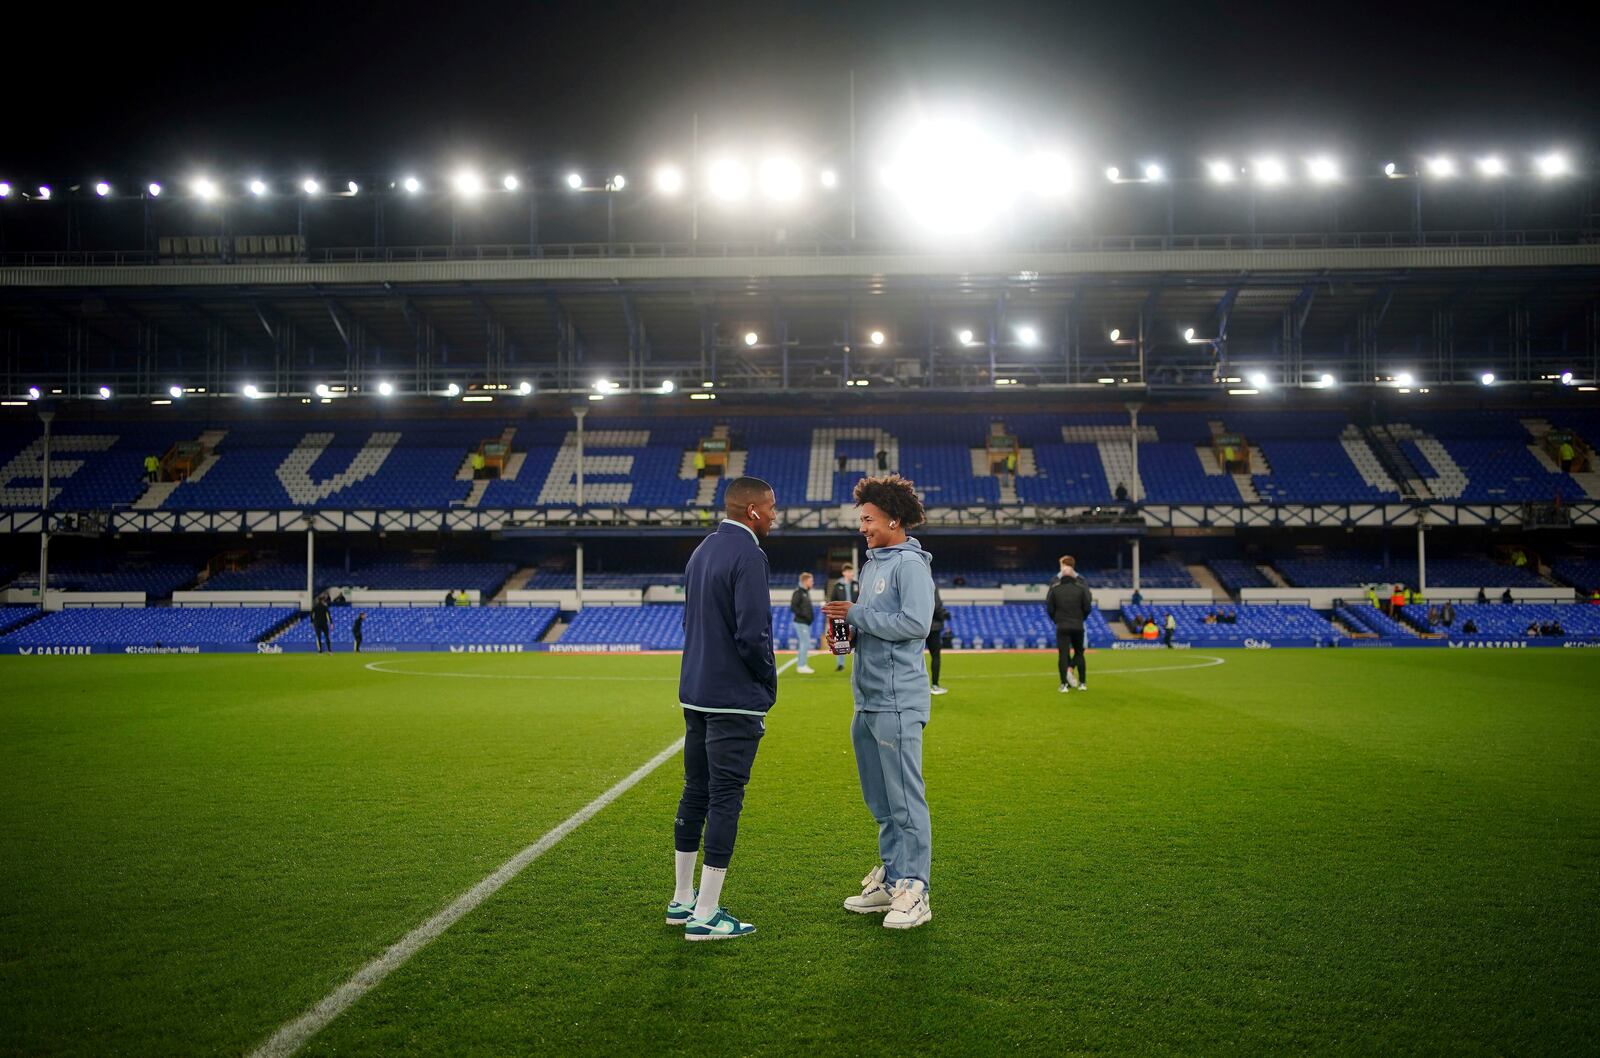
[1306,156,1339,183]
[94,182,111,197]
[654,166,684,194]
[565,172,583,189]
[881,117,1015,235]
[0,182,10,197]
[1318,373,1336,388]
[1024,151,1072,196]
[743,330,758,346]
[659,380,675,394]
[346,181,359,194]
[518,381,533,395]
[1424,156,1456,178]
[1016,325,1039,346]
[243,384,263,399]
[98,386,112,399]
[1395,372,1415,387]
[1205,160,1234,183]
[1247,371,1269,388]
[1480,372,1495,385]
[609,174,626,190]
[445,383,460,396]
[168,385,183,399]
[1104,166,1120,182]
[402,176,421,194]
[1560,370,1575,385]
[302,178,321,195]
[38,186,52,199]
[1476,156,1506,177]
[192,177,218,200]
[1383,162,1398,177]
[957,329,974,346]
[1183,327,1196,342]
[147,182,162,197]
[819,169,839,189]
[758,157,802,202]
[1536,152,1571,178]
[453,170,483,196]
[708,159,750,201]
[1108,328,1121,341]
[502,174,520,191]
[248,179,268,196]
[28,387,41,399]
[314,384,332,398]
[377,381,395,397]
[1143,163,1164,182]
[1252,158,1288,185]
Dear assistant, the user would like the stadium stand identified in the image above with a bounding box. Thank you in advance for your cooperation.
[1550,556,1600,594]
[276,606,558,646]
[0,606,298,647]
[0,605,39,635]
[945,604,1115,649]
[1336,604,1418,638]
[1206,558,1272,592]
[197,560,514,594]
[0,424,192,511]
[560,605,687,649]
[1081,559,1197,589]
[1388,411,1585,502]
[1121,604,1343,643]
[1400,603,1600,641]
[5,562,196,597]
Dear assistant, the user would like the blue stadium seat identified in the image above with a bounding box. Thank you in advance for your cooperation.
[0,606,298,646]
[277,606,557,645]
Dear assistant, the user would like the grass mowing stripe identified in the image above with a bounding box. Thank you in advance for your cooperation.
[251,656,795,1058]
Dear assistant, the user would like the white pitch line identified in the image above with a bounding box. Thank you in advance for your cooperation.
[253,656,797,1058]
[366,656,803,682]
[941,655,1229,679]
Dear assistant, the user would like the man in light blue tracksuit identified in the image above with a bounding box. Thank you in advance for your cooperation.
[822,474,936,930]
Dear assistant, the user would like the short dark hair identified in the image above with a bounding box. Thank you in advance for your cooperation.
[840,563,854,573]
[725,476,773,512]
[853,474,925,529]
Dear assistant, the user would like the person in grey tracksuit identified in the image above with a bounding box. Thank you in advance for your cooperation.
[823,477,936,898]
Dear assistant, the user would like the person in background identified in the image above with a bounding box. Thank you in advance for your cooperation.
[1589,589,1600,605]
[829,564,860,672]
[1389,584,1406,616]
[1526,621,1541,637]
[1114,482,1129,502]
[1461,617,1479,634]
[1426,604,1440,627]
[352,611,366,653]
[926,586,949,696]
[311,593,332,654]
[1141,618,1160,640]
[1559,440,1575,473]
[143,454,160,483]
[1366,584,1380,609]
[1130,587,1144,607]
[1005,450,1018,486]
[1046,555,1093,694]
[1163,611,1176,648]
[876,449,889,472]
[470,450,486,480]
[790,572,816,675]
[1441,599,1455,627]
[837,453,849,473]
[693,450,707,477]
[1551,619,1565,637]
[455,588,470,607]
[1501,588,1514,605]
[1477,587,1488,604]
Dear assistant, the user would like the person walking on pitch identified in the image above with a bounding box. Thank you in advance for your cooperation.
[1047,556,1093,692]
[790,572,817,674]
[823,475,936,930]
[670,477,780,941]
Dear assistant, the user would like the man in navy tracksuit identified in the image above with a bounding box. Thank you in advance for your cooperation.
[669,477,779,941]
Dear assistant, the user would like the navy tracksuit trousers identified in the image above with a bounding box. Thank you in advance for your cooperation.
[674,709,766,869]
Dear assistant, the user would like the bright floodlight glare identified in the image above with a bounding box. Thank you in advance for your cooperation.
[758,157,803,202]
[302,178,321,195]
[654,166,684,194]
[1536,152,1570,178]
[1104,166,1120,182]
[1476,155,1507,177]
[819,168,839,189]
[1560,370,1575,385]
[1383,162,1398,177]
[1205,160,1234,183]
[1183,327,1196,342]
[346,181,359,194]
[243,384,262,399]
[1306,156,1339,183]
[1108,328,1121,342]
[565,172,583,190]
[1143,163,1164,182]
[0,182,10,197]
[1016,325,1039,347]
[1319,373,1336,388]
[38,185,52,199]
[1480,372,1496,385]
[248,179,267,196]
[314,384,332,398]
[28,387,41,400]
[517,381,532,395]
[957,328,974,346]
[98,386,111,399]
[94,182,111,197]
[147,182,162,197]
[1024,151,1072,197]
[377,381,395,397]
[191,177,218,200]
[660,379,675,394]
[883,117,1016,235]
[402,176,421,194]
[593,378,612,392]
[445,383,460,397]
[453,170,483,196]
[1395,372,1416,387]
[610,174,626,190]
[743,330,758,346]
[168,385,183,399]
[869,330,885,346]
[1247,371,1269,388]
[708,159,750,202]
[1252,158,1288,185]
[1424,156,1456,178]
[502,174,520,191]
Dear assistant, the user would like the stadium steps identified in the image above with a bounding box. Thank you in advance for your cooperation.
[261,611,307,644]
[1258,564,1291,588]
[463,480,490,507]
[1195,446,1226,476]
[134,429,228,509]
[1094,441,1142,502]
[1186,564,1233,602]
[1107,618,1136,640]
[133,481,182,510]
[494,567,538,602]
[541,617,567,643]
[1365,425,1428,499]
[1340,426,1401,496]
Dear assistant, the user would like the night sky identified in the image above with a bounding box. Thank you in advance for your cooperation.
[6,0,1596,181]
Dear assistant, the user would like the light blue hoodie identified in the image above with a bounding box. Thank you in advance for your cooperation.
[847,536,935,717]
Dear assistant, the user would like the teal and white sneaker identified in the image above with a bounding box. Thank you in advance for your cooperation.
[683,907,756,941]
[666,891,698,926]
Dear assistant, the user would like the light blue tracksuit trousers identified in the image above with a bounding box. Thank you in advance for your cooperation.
[794,621,811,668]
[851,709,931,889]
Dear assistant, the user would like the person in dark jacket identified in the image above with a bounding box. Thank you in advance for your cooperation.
[1046,555,1093,692]
[829,564,861,671]
[670,476,779,941]
[926,586,950,695]
[311,594,332,654]
[351,611,365,653]
[790,572,817,674]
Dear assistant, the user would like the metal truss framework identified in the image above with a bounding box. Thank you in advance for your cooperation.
[2,502,1596,537]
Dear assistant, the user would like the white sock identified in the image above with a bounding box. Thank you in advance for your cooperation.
[673,851,697,905]
[694,865,727,920]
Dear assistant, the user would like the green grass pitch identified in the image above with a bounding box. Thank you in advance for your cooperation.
[2,649,1597,1056]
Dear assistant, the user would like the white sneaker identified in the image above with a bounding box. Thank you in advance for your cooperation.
[1078,683,1087,691]
[883,879,932,930]
[929,685,949,695]
[1059,683,1070,693]
[1066,668,1079,689]
[796,666,815,674]
[843,864,896,914]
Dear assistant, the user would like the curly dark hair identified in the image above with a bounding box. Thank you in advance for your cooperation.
[853,474,926,529]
